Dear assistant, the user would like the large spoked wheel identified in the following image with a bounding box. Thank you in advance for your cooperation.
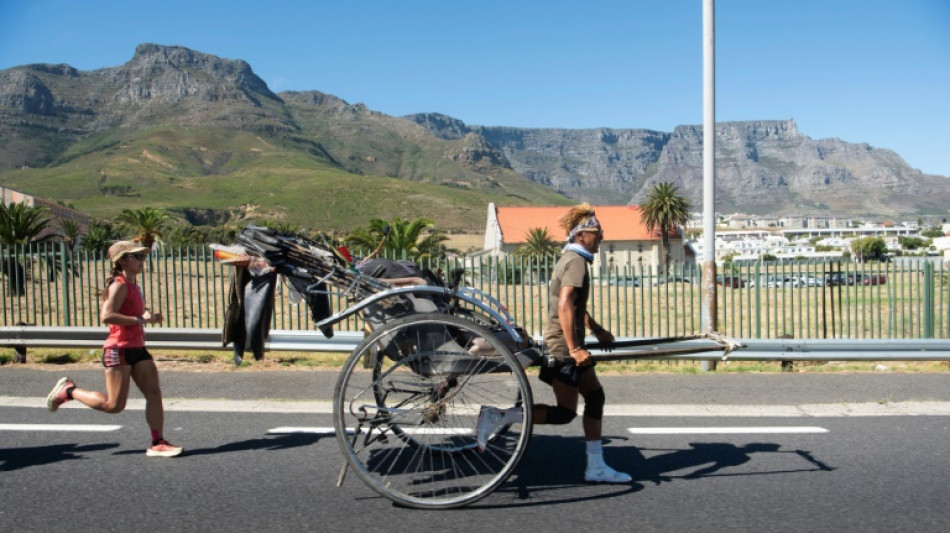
[333,313,534,509]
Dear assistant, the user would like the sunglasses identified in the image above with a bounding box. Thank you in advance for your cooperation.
[128,253,147,261]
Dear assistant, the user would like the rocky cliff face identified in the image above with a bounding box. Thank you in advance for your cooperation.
[407,113,949,216]
[0,44,292,167]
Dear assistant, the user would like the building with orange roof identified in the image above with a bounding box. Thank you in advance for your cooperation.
[1,186,92,243]
[482,203,688,272]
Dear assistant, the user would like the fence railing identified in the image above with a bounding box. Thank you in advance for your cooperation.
[1,243,947,340]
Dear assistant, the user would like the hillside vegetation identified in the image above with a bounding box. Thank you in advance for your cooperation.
[0,44,569,233]
[1,125,568,231]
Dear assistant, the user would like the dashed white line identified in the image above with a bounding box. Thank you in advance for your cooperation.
[627,426,829,435]
[0,423,122,432]
[268,426,337,435]
[267,427,473,435]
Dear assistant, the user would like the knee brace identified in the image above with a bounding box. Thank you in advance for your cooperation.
[582,387,606,420]
[545,404,578,425]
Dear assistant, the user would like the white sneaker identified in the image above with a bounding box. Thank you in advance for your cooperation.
[475,406,506,452]
[584,464,632,484]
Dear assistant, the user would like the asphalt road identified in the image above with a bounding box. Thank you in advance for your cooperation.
[2,368,949,532]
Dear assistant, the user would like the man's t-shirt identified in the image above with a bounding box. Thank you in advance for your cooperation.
[543,250,589,356]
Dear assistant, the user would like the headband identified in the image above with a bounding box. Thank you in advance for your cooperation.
[566,214,601,242]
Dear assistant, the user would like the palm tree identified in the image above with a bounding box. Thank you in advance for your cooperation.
[639,182,692,273]
[0,202,50,245]
[345,217,453,260]
[0,202,51,295]
[57,219,83,253]
[515,227,560,257]
[513,227,559,284]
[115,207,175,249]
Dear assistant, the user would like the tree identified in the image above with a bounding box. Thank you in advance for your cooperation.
[639,182,692,273]
[898,236,929,251]
[57,219,83,253]
[163,223,237,247]
[851,236,887,262]
[80,220,121,254]
[115,207,175,249]
[0,202,50,245]
[345,216,454,260]
[0,202,51,295]
[515,227,560,257]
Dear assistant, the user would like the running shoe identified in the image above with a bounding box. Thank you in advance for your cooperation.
[475,406,506,452]
[146,439,184,457]
[46,377,74,412]
[584,464,633,484]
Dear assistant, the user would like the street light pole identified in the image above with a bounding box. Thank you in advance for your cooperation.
[701,0,718,371]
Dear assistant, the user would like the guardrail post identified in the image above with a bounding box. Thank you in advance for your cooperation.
[60,241,71,327]
[923,262,934,339]
[13,322,32,363]
[780,333,794,372]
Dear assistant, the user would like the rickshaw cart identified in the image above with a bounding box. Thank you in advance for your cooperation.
[218,226,741,509]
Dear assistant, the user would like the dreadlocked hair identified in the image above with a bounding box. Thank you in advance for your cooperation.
[559,203,596,235]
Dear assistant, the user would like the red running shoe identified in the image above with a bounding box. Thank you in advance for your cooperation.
[46,377,75,412]
[147,439,184,458]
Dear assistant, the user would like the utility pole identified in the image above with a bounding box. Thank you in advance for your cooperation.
[701,0,718,371]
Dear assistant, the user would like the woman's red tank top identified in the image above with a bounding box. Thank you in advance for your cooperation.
[103,275,146,348]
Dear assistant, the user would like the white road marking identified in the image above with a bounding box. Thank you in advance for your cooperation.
[628,426,829,435]
[4,397,950,416]
[267,426,472,435]
[0,423,122,432]
[268,427,337,435]
[403,428,473,435]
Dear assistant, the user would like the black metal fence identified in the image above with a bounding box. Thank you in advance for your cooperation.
[2,243,947,340]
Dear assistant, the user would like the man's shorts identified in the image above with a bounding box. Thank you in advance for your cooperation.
[102,347,153,368]
[539,358,595,387]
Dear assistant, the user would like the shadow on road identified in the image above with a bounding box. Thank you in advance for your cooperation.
[632,441,835,484]
[476,434,834,508]
[473,435,643,509]
[0,443,119,471]
[111,432,326,457]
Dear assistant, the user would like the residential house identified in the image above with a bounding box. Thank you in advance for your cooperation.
[1,185,92,242]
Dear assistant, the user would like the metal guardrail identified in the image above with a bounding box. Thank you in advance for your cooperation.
[0,326,364,352]
[2,326,949,362]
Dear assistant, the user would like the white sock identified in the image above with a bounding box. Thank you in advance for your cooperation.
[503,407,523,425]
[586,440,606,469]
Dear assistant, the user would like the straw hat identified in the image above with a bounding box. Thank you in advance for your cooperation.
[108,240,149,262]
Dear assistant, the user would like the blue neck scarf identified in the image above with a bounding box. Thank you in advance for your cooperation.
[564,243,594,263]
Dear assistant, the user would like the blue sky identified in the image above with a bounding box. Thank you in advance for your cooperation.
[2,0,948,176]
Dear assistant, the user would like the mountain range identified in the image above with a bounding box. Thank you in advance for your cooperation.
[1,43,947,233]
